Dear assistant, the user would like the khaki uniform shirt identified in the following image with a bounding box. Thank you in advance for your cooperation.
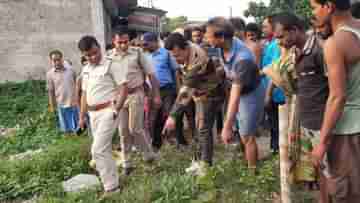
[109,47,154,89]
[46,67,76,107]
[81,56,128,106]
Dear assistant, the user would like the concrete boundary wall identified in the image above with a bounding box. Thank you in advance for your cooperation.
[0,0,107,82]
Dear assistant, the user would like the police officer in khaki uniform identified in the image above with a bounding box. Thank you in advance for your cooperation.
[78,36,128,198]
[111,28,161,175]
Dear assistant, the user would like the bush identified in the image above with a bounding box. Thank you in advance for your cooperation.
[0,137,91,201]
[0,80,47,128]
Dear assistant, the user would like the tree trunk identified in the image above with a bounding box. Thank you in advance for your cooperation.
[278,101,292,203]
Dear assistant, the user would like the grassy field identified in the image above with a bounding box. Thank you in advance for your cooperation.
[0,80,316,203]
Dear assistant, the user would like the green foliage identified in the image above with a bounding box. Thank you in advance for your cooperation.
[162,16,188,32]
[0,81,316,203]
[0,137,91,201]
[0,80,47,128]
[37,146,282,203]
[244,0,312,25]
[0,110,63,156]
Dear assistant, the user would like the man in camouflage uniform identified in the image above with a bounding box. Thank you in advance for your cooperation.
[162,33,225,176]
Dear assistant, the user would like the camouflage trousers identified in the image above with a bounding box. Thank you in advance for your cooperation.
[193,98,223,166]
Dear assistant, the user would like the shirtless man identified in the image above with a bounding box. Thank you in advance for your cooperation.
[310,0,360,202]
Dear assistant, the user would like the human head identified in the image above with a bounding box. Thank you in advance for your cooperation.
[245,23,262,42]
[160,31,171,41]
[230,17,246,40]
[262,14,276,39]
[142,32,159,52]
[112,28,131,52]
[164,33,190,65]
[78,35,102,66]
[184,26,193,41]
[205,17,235,48]
[191,26,204,45]
[351,2,360,19]
[310,0,351,39]
[49,50,64,69]
[272,12,305,49]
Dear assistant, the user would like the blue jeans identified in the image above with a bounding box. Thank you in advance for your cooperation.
[57,106,79,133]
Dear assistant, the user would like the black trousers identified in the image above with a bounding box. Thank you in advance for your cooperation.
[151,87,177,150]
[267,101,280,152]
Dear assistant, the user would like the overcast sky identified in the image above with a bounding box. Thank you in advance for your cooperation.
[152,0,269,21]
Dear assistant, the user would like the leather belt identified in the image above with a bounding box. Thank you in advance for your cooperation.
[87,101,112,112]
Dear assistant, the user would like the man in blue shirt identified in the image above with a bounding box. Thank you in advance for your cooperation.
[261,15,285,154]
[205,17,264,173]
[142,32,182,151]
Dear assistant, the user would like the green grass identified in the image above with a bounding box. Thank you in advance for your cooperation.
[0,80,47,128]
[0,80,316,203]
[37,145,280,203]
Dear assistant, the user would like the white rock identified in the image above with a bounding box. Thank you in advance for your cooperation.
[62,174,100,193]
[9,149,43,160]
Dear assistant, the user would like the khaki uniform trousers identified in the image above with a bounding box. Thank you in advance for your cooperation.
[118,89,153,168]
[89,107,119,191]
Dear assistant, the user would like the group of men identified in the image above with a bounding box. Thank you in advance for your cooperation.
[45,0,360,201]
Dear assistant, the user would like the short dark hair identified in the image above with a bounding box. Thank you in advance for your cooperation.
[184,26,193,41]
[352,2,360,19]
[273,12,305,32]
[192,26,204,33]
[245,23,262,39]
[206,17,235,39]
[49,50,63,58]
[160,31,171,40]
[78,36,100,52]
[164,33,189,50]
[112,27,131,38]
[230,17,246,31]
[315,0,351,11]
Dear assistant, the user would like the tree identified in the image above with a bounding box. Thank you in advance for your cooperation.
[162,16,188,32]
[244,0,312,25]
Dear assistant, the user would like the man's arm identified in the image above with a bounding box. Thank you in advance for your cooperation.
[169,86,193,119]
[139,50,162,107]
[221,83,242,144]
[48,88,56,113]
[46,75,56,113]
[79,91,88,129]
[318,37,347,146]
[311,36,347,166]
[114,83,128,112]
[224,83,242,129]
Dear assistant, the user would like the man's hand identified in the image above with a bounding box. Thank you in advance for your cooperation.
[162,117,176,135]
[311,143,328,168]
[221,127,233,145]
[79,115,87,130]
[153,95,162,109]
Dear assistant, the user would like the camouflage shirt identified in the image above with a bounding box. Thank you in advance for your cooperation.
[170,43,225,119]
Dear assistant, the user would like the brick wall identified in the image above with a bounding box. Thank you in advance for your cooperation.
[0,0,95,82]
